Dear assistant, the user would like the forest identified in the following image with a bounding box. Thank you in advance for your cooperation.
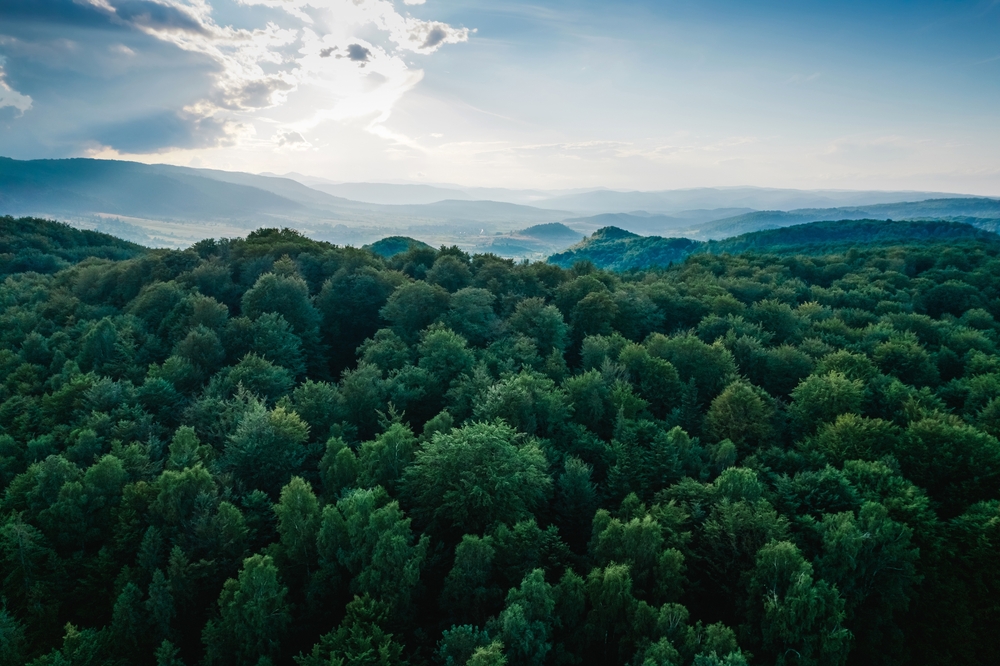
[2,215,1000,666]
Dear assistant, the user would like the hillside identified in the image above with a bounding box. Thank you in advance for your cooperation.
[548,226,701,270]
[548,219,1000,270]
[0,157,310,221]
[0,158,572,244]
[0,215,147,275]
[699,198,1000,238]
[709,218,1000,254]
[364,235,435,257]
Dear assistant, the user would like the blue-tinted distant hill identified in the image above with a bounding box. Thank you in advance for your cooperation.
[533,186,980,215]
[0,157,572,229]
[549,219,1000,270]
[697,198,1000,238]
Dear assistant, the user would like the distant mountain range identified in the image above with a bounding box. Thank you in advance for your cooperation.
[696,199,1000,239]
[529,187,982,216]
[2,156,998,254]
[549,219,1000,271]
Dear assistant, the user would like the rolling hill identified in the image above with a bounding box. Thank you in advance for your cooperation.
[548,219,1000,271]
[697,198,1000,238]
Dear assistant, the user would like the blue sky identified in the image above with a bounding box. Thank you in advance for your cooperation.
[1,0,998,192]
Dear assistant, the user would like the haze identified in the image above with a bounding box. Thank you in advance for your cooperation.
[1,0,999,194]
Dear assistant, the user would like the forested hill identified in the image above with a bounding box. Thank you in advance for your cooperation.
[6,218,1000,665]
[709,218,1000,255]
[548,226,700,270]
[549,218,1000,270]
[1,216,147,275]
[699,197,1000,238]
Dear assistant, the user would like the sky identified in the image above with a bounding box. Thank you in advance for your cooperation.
[1,0,999,193]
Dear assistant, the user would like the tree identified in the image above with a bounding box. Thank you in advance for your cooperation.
[357,423,417,495]
[274,477,321,575]
[317,488,427,611]
[744,541,850,666]
[241,270,321,341]
[815,502,919,661]
[202,554,291,666]
[441,287,499,346]
[427,254,473,292]
[437,625,492,666]
[703,381,773,455]
[440,535,502,625]
[474,371,572,439]
[589,507,685,605]
[554,457,599,552]
[219,399,310,497]
[401,421,552,536]
[788,372,864,434]
[497,569,556,666]
[508,298,569,356]
[380,281,451,340]
[218,353,295,405]
[645,334,737,403]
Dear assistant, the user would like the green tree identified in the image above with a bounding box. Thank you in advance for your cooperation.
[645,334,737,403]
[380,281,451,340]
[219,400,310,496]
[497,569,556,666]
[440,535,502,625]
[402,421,553,536]
[202,554,291,666]
[508,298,569,356]
[703,381,773,455]
[744,541,850,666]
[788,372,864,434]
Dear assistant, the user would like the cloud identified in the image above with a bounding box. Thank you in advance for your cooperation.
[346,43,371,62]
[0,61,31,113]
[89,108,236,153]
[0,0,470,154]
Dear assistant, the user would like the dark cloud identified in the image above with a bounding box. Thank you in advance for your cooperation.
[112,0,210,35]
[90,110,232,153]
[0,0,121,29]
[346,43,371,62]
[422,26,448,49]
[0,0,208,35]
[319,47,337,58]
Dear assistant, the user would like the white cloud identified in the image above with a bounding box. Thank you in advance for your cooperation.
[0,60,31,113]
[67,0,469,151]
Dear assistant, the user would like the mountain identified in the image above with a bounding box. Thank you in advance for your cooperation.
[534,187,982,215]
[378,200,572,225]
[0,157,309,221]
[559,209,754,235]
[298,181,475,206]
[697,198,1000,238]
[0,157,573,246]
[548,219,1000,271]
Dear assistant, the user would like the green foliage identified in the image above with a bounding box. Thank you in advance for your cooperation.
[402,422,552,536]
[5,220,1000,666]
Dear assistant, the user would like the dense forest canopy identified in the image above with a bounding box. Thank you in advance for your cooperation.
[2,216,1000,666]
